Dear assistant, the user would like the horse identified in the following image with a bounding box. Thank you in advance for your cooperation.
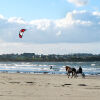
[65,66,77,78]
[76,66,85,78]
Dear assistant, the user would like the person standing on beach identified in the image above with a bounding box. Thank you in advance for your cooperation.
[77,66,85,78]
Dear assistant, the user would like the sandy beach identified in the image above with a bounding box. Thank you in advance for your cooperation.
[0,73,100,100]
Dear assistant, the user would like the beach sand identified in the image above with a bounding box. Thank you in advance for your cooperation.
[0,73,100,100]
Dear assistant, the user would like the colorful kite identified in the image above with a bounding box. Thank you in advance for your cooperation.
[19,29,26,38]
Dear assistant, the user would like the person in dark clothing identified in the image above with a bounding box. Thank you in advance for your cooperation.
[50,66,53,69]
[77,66,85,78]
[77,66,82,73]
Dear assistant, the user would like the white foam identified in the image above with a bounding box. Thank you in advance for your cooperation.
[0,62,100,75]
[91,64,96,66]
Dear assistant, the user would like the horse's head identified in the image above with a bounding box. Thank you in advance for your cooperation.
[65,66,70,71]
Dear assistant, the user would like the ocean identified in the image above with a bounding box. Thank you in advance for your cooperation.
[0,61,100,75]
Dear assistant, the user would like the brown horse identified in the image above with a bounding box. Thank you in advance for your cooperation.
[65,66,77,78]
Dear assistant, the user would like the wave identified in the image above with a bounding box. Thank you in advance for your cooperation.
[0,62,100,75]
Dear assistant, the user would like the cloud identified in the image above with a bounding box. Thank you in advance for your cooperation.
[0,10,100,44]
[8,17,26,24]
[30,19,51,31]
[56,31,62,36]
[0,42,100,54]
[0,14,4,19]
[67,0,88,7]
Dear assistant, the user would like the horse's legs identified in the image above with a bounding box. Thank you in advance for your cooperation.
[74,72,77,78]
[82,73,85,78]
[71,72,74,78]
[71,72,73,78]
[72,71,77,78]
[67,72,70,78]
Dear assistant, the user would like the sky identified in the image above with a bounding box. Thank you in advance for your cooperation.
[0,0,100,54]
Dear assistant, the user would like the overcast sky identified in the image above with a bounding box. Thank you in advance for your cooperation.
[0,0,100,54]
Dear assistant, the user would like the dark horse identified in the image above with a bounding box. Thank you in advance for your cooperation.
[76,66,85,78]
[65,66,77,78]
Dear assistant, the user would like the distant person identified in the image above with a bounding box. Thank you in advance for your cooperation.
[77,66,85,78]
[50,66,53,69]
[77,66,82,73]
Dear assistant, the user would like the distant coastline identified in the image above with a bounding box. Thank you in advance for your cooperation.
[0,53,100,62]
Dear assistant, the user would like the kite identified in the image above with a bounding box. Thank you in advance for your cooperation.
[19,29,26,38]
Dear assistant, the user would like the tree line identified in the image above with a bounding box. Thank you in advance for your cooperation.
[0,53,100,62]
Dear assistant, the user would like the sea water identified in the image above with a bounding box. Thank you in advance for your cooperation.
[0,61,100,75]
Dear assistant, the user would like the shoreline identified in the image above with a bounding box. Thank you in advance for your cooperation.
[0,70,100,76]
[0,73,100,100]
[0,61,100,76]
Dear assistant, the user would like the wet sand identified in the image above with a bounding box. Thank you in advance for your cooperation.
[0,73,100,100]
